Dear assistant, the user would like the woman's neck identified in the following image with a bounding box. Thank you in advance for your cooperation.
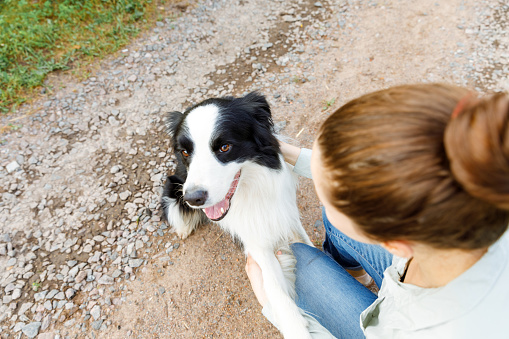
[403,245,488,288]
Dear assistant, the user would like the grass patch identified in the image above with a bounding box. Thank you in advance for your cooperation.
[0,0,167,113]
[322,97,335,111]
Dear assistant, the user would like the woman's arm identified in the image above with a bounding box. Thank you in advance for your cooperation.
[279,140,302,166]
[279,140,313,179]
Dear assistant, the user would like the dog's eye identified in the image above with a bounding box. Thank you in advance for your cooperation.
[181,150,189,157]
[219,144,231,153]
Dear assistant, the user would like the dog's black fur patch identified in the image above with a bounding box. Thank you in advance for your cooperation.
[165,92,282,171]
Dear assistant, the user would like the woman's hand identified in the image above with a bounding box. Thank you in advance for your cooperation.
[279,140,301,166]
[245,254,268,307]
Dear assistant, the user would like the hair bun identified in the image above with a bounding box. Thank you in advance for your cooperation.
[445,92,509,210]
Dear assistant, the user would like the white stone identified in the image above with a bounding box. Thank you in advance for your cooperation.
[6,161,20,173]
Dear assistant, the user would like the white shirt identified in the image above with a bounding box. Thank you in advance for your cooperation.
[263,148,509,338]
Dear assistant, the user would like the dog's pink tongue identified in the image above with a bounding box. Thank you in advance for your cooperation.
[203,198,229,220]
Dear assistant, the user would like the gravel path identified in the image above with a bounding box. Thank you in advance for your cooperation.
[0,0,507,338]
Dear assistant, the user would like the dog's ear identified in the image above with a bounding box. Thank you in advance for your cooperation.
[239,92,274,131]
[165,111,184,139]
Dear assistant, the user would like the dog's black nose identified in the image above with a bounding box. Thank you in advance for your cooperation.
[183,190,208,206]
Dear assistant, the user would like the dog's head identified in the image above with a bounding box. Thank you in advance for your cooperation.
[165,92,281,221]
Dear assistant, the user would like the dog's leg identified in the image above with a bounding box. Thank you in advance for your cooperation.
[275,245,297,300]
[296,227,315,247]
[248,248,312,339]
[161,175,207,239]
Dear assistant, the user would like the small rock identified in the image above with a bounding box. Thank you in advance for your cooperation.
[98,275,114,285]
[91,319,104,331]
[68,266,79,278]
[314,2,323,7]
[6,161,21,173]
[28,156,38,165]
[127,74,137,82]
[21,322,41,338]
[274,121,287,133]
[54,291,65,300]
[18,302,33,315]
[12,288,21,300]
[91,305,101,320]
[108,116,119,126]
[14,322,25,333]
[119,191,131,201]
[75,271,87,283]
[34,291,48,301]
[129,259,144,268]
[282,15,297,22]
[108,194,118,203]
[314,220,323,229]
[64,318,75,327]
[46,289,59,299]
[65,288,76,299]
[36,333,54,339]
[110,165,121,174]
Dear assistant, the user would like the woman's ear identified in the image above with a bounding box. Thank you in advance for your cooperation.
[380,240,414,258]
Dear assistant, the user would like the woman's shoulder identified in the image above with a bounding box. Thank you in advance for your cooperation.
[363,232,509,338]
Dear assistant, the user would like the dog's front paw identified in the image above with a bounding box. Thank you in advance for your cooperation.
[278,309,311,339]
[281,324,312,339]
[172,225,194,240]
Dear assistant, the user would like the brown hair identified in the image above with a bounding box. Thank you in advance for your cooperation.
[317,84,509,250]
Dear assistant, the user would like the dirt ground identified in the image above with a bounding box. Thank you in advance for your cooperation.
[0,0,507,338]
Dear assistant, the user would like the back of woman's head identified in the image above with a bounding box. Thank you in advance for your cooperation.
[317,83,509,250]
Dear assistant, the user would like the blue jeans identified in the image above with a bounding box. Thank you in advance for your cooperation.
[291,209,393,339]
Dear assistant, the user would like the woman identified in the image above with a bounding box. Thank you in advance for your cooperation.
[245,84,509,338]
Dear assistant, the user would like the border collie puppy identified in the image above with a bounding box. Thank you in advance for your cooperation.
[161,92,313,339]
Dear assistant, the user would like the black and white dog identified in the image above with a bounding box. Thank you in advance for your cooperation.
[161,92,313,338]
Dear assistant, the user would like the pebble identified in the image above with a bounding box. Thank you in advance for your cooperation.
[91,305,101,320]
[129,259,144,268]
[98,275,114,285]
[12,288,21,300]
[21,322,41,338]
[68,266,79,278]
[6,257,17,267]
[64,318,76,327]
[119,191,131,200]
[54,291,65,300]
[91,319,104,330]
[65,288,76,299]
[18,302,33,315]
[6,161,20,173]
[110,165,121,174]
[108,116,120,126]
[46,289,59,299]
[75,270,87,283]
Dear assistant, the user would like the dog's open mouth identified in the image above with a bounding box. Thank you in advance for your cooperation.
[203,170,241,221]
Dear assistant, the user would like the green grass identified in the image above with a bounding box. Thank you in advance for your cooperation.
[322,97,335,111]
[0,0,163,113]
